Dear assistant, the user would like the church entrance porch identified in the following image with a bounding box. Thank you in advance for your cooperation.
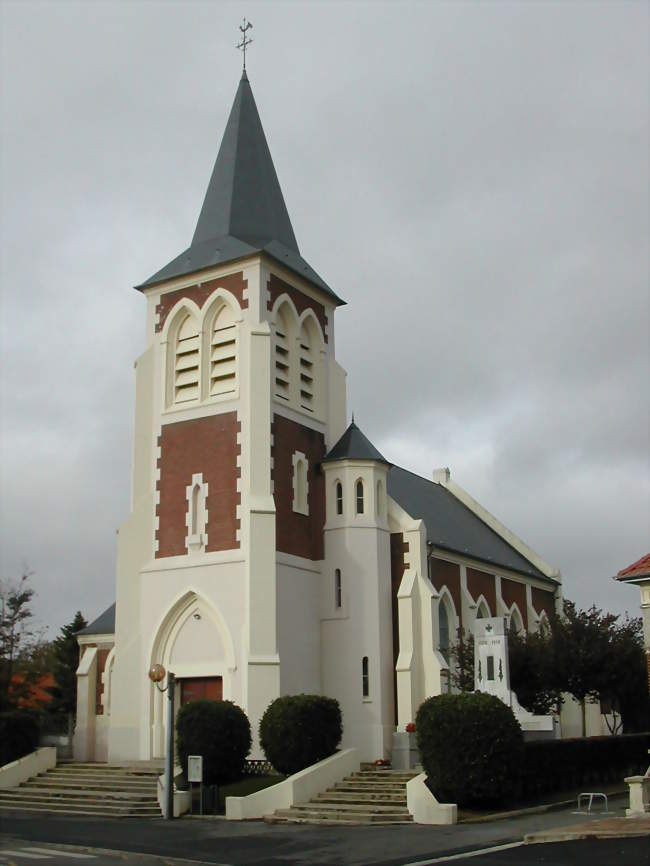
[180,676,223,704]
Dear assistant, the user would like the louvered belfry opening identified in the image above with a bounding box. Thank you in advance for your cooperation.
[274,307,291,402]
[209,304,237,397]
[299,325,314,413]
[174,315,200,403]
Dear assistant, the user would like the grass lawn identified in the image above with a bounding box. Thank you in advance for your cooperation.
[190,774,285,814]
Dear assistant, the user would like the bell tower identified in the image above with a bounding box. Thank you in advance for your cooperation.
[108,70,347,761]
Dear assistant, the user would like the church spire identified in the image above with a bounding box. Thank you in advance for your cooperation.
[191,70,299,253]
[137,72,342,304]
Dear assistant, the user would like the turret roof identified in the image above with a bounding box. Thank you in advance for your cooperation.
[323,421,390,465]
[137,72,343,304]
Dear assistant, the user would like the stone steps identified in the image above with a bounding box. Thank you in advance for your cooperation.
[264,767,417,825]
[0,762,161,818]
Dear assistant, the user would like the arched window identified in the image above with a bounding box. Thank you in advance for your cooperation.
[509,605,524,635]
[274,306,291,403]
[336,481,343,515]
[335,569,342,608]
[438,599,450,663]
[356,480,364,515]
[190,484,200,536]
[174,314,200,404]
[208,303,237,397]
[376,479,384,516]
[362,656,369,698]
[292,451,309,515]
[476,599,490,619]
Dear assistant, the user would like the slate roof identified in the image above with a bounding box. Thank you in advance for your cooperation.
[79,603,116,636]
[387,466,550,581]
[137,72,343,305]
[323,421,390,464]
[615,553,650,582]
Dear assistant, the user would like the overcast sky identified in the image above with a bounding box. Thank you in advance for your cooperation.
[1,0,648,640]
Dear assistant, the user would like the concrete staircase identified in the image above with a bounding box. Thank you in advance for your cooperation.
[265,767,418,825]
[0,761,162,817]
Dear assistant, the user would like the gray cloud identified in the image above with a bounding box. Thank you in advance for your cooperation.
[1,1,647,634]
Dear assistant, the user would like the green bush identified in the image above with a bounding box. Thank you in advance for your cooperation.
[259,694,342,775]
[0,710,40,766]
[416,693,524,807]
[521,733,650,798]
[176,700,251,785]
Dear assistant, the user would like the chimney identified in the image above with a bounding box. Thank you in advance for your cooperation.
[432,467,450,484]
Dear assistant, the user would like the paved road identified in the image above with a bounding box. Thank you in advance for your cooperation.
[0,843,197,866]
[0,798,645,866]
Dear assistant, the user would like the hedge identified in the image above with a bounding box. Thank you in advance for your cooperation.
[416,693,524,807]
[521,733,650,798]
[0,710,41,767]
[176,700,251,786]
[259,694,342,776]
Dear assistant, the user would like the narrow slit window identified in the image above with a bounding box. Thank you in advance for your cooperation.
[376,479,384,516]
[190,484,200,535]
[356,480,364,514]
[336,482,343,515]
[487,656,495,681]
[335,569,342,609]
[362,656,369,698]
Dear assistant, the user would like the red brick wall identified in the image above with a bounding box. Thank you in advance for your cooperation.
[430,558,462,626]
[268,273,328,342]
[156,271,248,333]
[271,414,325,560]
[156,413,241,557]
[531,587,555,620]
[501,578,528,629]
[466,567,497,615]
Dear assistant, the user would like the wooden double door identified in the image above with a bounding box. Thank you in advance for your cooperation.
[180,676,223,705]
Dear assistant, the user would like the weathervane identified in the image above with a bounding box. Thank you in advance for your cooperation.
[237,18,253,71]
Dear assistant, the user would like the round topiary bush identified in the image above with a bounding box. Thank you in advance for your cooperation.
[176,699,251,785]
[259,694,342,776]
[416,692,524,807]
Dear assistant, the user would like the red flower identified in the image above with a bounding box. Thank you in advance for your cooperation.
[406,722,416,733]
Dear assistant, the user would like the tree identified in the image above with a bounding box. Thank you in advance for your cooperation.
[447,628,475,692]
[508,624,563,716]
[597,614,647,734]
[0,572,39,711]
[49,611,87,717]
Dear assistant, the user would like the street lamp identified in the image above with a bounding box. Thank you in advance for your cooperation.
[148,663,175,820]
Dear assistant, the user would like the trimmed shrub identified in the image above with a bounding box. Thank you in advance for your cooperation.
[521,733,650,798]
[176,700,251,785]
[259,694,342,775]
[416,693,524,807]
[0,710,40,766]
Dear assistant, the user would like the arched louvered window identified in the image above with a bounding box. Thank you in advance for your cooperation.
[209,304,237,397]
[356,480,364,515]
[336,481,343,515]
[274,306,291,402]
[174,314,200,404]
[299,324,314,413]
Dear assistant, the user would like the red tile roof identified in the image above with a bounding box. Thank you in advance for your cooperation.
[616,553,650,581]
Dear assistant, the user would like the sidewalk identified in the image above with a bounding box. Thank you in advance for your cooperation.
[525,814,650,844]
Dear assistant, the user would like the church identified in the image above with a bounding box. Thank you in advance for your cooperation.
[74,71,563,765]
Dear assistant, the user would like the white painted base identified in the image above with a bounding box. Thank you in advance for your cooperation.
[157,769,191,818]
[406,772,457,824]
[225,748,360,820]
[625,775,650,817]
[0,747,57,788]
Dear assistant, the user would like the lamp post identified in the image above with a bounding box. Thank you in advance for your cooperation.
[149,663,175,820]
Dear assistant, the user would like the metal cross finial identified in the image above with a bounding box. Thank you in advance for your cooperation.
[237,18,253,70]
